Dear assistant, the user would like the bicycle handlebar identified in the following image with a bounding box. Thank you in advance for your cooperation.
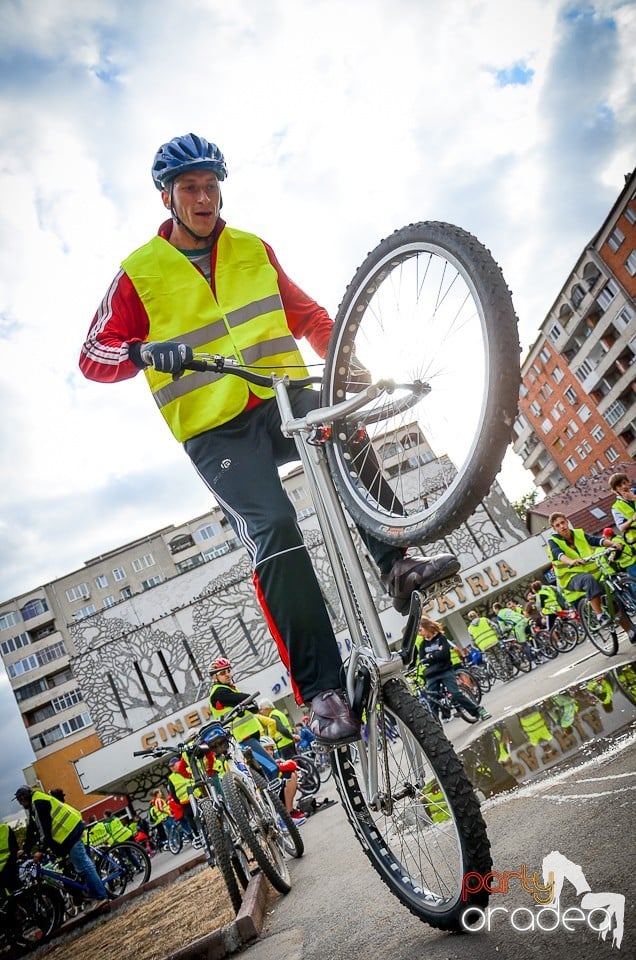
[183,353,322,389]
[132,691,260,759]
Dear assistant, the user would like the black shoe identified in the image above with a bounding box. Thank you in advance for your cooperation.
[308,690,361,745]
[382,553,460,614]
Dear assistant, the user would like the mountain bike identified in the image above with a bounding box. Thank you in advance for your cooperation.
[410,673,482,724]
[297,745,333,784]
[576,549,636,656]
[179,221,518,932]
[135,695,303,913]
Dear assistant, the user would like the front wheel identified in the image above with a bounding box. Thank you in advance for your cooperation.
[332,679,492,930]
[293,755,321,797]
[577,599,619,656]
[252,771,304,859]
[108,841,152,893]
[323,221,520,545]
[222,772,291,894]
[197,798,244,914]
[550,620,578,653]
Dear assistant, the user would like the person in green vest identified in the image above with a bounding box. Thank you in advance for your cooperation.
[466,610,512,677]
[14,785,110,903]
[208,659,280,780]
[102,810,135,844]
[547,512,635,641]
[84,815,111,847]
[0,821,19,894]
[79,133,459,748]
[257,698,300,760]
[530,578,565,631]
[609,472,636,579]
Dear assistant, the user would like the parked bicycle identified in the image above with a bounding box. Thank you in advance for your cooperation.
[297,746,333,784]
[410,672,482,725]
[0,880,61,955]
[576,548,636,656]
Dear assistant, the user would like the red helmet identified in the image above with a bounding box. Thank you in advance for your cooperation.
[602,528,615,538]
[210,657,232,676]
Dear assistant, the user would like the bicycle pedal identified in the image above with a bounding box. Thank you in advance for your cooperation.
[422,574,462,601]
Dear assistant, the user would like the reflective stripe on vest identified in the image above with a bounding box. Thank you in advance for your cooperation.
[86,821,111,846]
[31,790,83,844]
[549,530,598,588]
[122,228,310,442]
[536,586,561,614]
[467,618,499,651]
[208,683,262,741]
[105,817,134,843]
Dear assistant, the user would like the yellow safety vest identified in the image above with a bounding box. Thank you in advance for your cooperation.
[0,823,12,871]
[536,585,562,614]
[467,618,499,651]
[122,228,310,442]
[149,799,170,824]
[85,820,111,846]
[208,682,263,741]
[270,708,295,749]
[104,816,134,843]
[549,529,599,590]
[519,711,552,745]
[612,498,636,544]
[31,790,83,845]
[168,771,193,803]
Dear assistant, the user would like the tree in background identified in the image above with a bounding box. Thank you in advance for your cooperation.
[512,488,539,522]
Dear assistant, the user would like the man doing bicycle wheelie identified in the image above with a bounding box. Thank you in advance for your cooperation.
[79,132,458,745]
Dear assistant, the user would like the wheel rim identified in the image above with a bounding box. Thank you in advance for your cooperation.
[324,225,519,542]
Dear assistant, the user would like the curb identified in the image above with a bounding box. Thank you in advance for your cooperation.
[164,872,270,960]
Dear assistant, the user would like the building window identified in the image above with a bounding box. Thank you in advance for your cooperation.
[571,284,585,309]
[625,206,636,225]
[565,456,577,472]
[195,522,222,542]
[625,249,636,276]
[603,399,627,427]
[576,440,592,459]
[547,323,562,343]
[65,583,89,603]
[177,555,205,573]
[578,404,592,423]
[0,611,22,630]
[1,632,30,656]
[607,228,625,252]
[539,383,554,399]
[606,446,620,463]
[597,279,618,310]
[20,599,49,620]
[103,595,116,608]
[112,567,126,582]
[288,486,307,502]
[519,383,528,398]
[94,574,108,589]
[575,359,595,383]
[61,712,92,736]
[614,306,633,330]
[73,604,96,621]
[539,346,551,363]
[51,689,83,712]
[132,554,155,573]
[591,424,605,442]
[552,367,564,384]
[120,586,133,600]
[202,543,231,561]
[541,418,553,435]
[530,401,541,417]
[141,576,163,590]
[14,678,49,703]
[564,386,578,404]
[564,420,579,439]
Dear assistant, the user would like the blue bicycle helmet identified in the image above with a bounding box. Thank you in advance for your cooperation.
[152,133,227,190]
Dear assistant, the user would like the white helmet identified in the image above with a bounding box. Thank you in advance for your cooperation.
[258,698,274,711]
[260,736,276,749]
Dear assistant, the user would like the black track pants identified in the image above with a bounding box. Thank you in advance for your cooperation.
[184,390,401,703]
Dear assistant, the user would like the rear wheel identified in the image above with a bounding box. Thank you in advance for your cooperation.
[577,598,619,656]
[332,679,492,930]
[108,841,152,893]
[550,619,578,653]
[10,887,60,947]
[166,820,184,855]
[509,645,532,673]
[615,576,636,620]
[294,755,321,797]
[198,798,244,913]
[323,221,520,546]
[222,772,291,893]
[454,668,482,702]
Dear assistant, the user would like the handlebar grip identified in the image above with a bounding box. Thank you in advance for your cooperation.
[133,750,154,756]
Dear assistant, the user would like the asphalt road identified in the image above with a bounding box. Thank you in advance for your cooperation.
[237,639,636,960]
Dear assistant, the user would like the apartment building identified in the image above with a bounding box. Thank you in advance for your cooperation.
[513,168,636,494]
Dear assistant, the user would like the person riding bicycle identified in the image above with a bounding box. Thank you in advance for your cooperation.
[78,132,459,746]
[530,578,565,631]
[609,473,636,578]
[466,610,512,677]
[13,786,111,904]
[547,512,635,640]
[417,616,490,721]
[492,601,530,643]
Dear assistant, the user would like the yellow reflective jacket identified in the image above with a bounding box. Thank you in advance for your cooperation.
[122,228,309,442]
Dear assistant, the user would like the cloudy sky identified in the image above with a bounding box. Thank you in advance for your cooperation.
[0,0,634,818]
